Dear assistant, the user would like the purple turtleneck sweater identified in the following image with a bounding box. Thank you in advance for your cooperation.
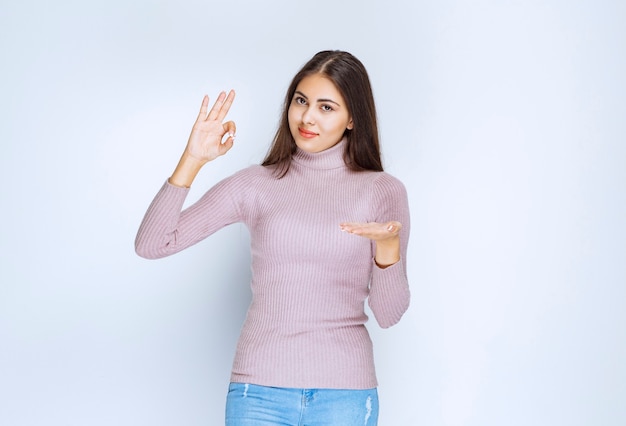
[135,141,410,389]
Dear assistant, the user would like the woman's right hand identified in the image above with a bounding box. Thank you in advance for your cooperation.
[185,90,237,164]
[169,91,236,188]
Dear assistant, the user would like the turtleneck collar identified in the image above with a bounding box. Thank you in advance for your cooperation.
[292,138,347,170]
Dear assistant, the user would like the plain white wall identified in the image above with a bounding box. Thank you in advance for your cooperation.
[1,0,624,425]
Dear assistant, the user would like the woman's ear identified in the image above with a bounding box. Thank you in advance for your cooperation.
[347,118,354,130]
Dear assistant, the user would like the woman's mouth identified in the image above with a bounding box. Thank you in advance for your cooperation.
[298,127,318,139]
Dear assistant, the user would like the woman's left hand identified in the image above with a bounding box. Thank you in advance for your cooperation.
[339,221,402,241]
[340,221,402,267]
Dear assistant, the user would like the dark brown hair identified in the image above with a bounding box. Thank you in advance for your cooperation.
[262,50,383,177]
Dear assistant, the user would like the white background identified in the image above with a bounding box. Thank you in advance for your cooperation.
[1,0,624,425]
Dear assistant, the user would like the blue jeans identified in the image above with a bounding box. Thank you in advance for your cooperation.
[225,383,379,425]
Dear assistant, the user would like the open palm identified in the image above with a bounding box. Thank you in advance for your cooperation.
[339,221,402,241]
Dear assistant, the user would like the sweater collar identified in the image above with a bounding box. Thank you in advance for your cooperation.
[292,139,346,170]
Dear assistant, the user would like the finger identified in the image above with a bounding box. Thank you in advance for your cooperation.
[216,90,236,122]
[223,120,237,137]
[339,222,361,228]
[221,122,237,146]
[206,91,227,121]
[196,95,209,121]
[219,137,235,155]
[339,222,370,235]
[386,221,402,234]
[207,89,236,122]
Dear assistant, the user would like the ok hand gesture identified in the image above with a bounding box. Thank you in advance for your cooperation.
[169,90,236,188]
[185,90,237,163]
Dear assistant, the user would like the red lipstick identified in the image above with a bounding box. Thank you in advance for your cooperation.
[298,127,318,139]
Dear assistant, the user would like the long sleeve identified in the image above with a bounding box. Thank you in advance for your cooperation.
[367,173,411,328]
[135,167,255,259]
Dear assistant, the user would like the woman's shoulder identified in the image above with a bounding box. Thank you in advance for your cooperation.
[228,164,276,181]
[356,169,407,194]
[221,164,283,193]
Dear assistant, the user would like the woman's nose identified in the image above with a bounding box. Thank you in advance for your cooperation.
[302,107,315,125]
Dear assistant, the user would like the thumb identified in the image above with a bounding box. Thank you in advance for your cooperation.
[219,133,235,155]
[386,221,402,235]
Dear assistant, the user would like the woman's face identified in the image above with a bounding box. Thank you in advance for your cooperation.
[288,73,353,153]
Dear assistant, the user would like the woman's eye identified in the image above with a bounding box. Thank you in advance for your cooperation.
[321,104,333,112]
[294,96,307,105]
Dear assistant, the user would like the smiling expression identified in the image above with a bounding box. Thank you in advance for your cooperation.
[288,73,353,153]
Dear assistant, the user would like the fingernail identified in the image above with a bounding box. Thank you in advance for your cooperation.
[387,225,394,232]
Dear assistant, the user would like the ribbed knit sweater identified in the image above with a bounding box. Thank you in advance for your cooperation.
[135,141,410,389]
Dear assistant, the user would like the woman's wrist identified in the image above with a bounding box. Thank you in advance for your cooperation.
[169,151,207,188]
[374,236,401,268]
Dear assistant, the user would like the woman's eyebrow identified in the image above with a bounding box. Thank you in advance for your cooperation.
[294,90,341,106]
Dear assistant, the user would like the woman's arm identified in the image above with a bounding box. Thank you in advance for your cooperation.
[135,91,239,258]
[340,174,411,328]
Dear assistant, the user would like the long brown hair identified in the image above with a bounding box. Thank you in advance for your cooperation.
[262,50,383,177]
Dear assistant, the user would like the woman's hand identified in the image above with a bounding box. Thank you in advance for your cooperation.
[169,91,236,188]
[340,221,402,268]
[186,90,237,163]
[339,221,402,240]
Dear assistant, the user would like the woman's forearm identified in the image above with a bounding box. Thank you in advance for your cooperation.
[169,151,207,188]
[374,236,401,268]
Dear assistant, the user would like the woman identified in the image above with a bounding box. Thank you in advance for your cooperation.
[136,50,410,425]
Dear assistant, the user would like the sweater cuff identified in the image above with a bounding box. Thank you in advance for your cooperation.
[164,178,191,194]
[369,257,410,328]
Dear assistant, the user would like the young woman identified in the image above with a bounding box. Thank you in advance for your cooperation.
[135,50,410,425]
